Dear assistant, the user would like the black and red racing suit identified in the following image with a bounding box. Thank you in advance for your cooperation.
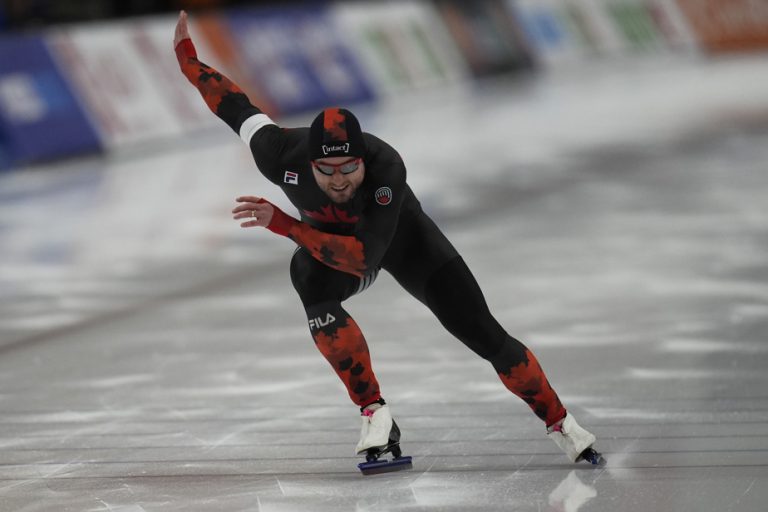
[176,37,566,425]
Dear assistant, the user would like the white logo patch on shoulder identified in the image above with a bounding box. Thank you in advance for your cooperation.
[375,187,393,206]
[284,171,298,185]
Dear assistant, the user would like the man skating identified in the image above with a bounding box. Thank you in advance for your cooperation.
[174,10,603,473]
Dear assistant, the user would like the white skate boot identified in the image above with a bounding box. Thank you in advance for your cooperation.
[355,403,412,475]
[356,403,395,454]
[547,413,605,465]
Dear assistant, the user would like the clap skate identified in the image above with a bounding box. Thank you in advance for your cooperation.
[355,404,413,475]
[547,413,606,466]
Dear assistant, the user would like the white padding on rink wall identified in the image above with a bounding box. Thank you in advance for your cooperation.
[49,20,187,149]
[239,113,276,145]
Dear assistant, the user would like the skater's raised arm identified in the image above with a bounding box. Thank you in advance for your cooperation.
[174,11,263,136]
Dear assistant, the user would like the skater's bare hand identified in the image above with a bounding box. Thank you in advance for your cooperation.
[233,196,274,228]
[174,10,191,48]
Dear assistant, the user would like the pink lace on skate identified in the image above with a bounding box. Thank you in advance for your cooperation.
[548,419,565,434]
[362,408,376,417]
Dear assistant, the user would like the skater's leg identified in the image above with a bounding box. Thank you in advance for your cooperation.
[383,213,565,426]
[421,257,567,426]
[291,249,411,470]
[305,300,382,407]
[384,212,601,463]
[421,259,603,463]
[291,248,382,408]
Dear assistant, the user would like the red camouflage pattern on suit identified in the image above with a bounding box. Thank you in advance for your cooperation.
[497,349,566,426]
[175,38,242,115]
[266,200,367,278]
[312,314,382,407]
[303,205,360,224]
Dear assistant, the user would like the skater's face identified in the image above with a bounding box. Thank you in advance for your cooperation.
[312,156,365,203]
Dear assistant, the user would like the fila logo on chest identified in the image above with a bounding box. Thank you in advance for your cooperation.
[284,171,299,185]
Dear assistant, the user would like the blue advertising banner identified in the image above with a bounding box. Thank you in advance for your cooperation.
[0,34,101,168]
[223,4,376,116]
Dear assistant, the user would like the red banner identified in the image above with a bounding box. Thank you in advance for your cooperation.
[676,0,768,52]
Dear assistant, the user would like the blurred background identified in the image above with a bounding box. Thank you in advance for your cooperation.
[1,0,767,169]
[1,0,767,168]
[1,0,768,383]
[1,2,768,510]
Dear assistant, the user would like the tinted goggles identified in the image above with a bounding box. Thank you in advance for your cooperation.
[312,158,362,176]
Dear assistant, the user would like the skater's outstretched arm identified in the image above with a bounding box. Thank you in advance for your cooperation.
[174,10,262,135]
[234,196,366,277]
[174,10,288,185]
[232,170,406,279]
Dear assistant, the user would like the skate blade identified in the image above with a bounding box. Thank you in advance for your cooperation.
[358,456,412,475]
[578,447,606,466]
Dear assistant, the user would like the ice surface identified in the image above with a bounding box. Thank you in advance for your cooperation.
[1,55,768,511]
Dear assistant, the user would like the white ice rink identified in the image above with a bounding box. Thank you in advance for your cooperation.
[1,54,768,511]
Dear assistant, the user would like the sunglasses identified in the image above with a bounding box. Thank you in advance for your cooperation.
[312,158,362,176]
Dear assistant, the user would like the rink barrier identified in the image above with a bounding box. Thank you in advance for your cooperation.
[508,0,699,62]
[330,1,470,95]
[508,0,592,66]
[220,4,375,117]
[675,0,768,53]
[0,34,101,169]
[1,0,766,169]
[433,0,535,76]
[47,16,221,150]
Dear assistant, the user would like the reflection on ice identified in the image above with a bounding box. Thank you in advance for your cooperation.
[548,471,597,512]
